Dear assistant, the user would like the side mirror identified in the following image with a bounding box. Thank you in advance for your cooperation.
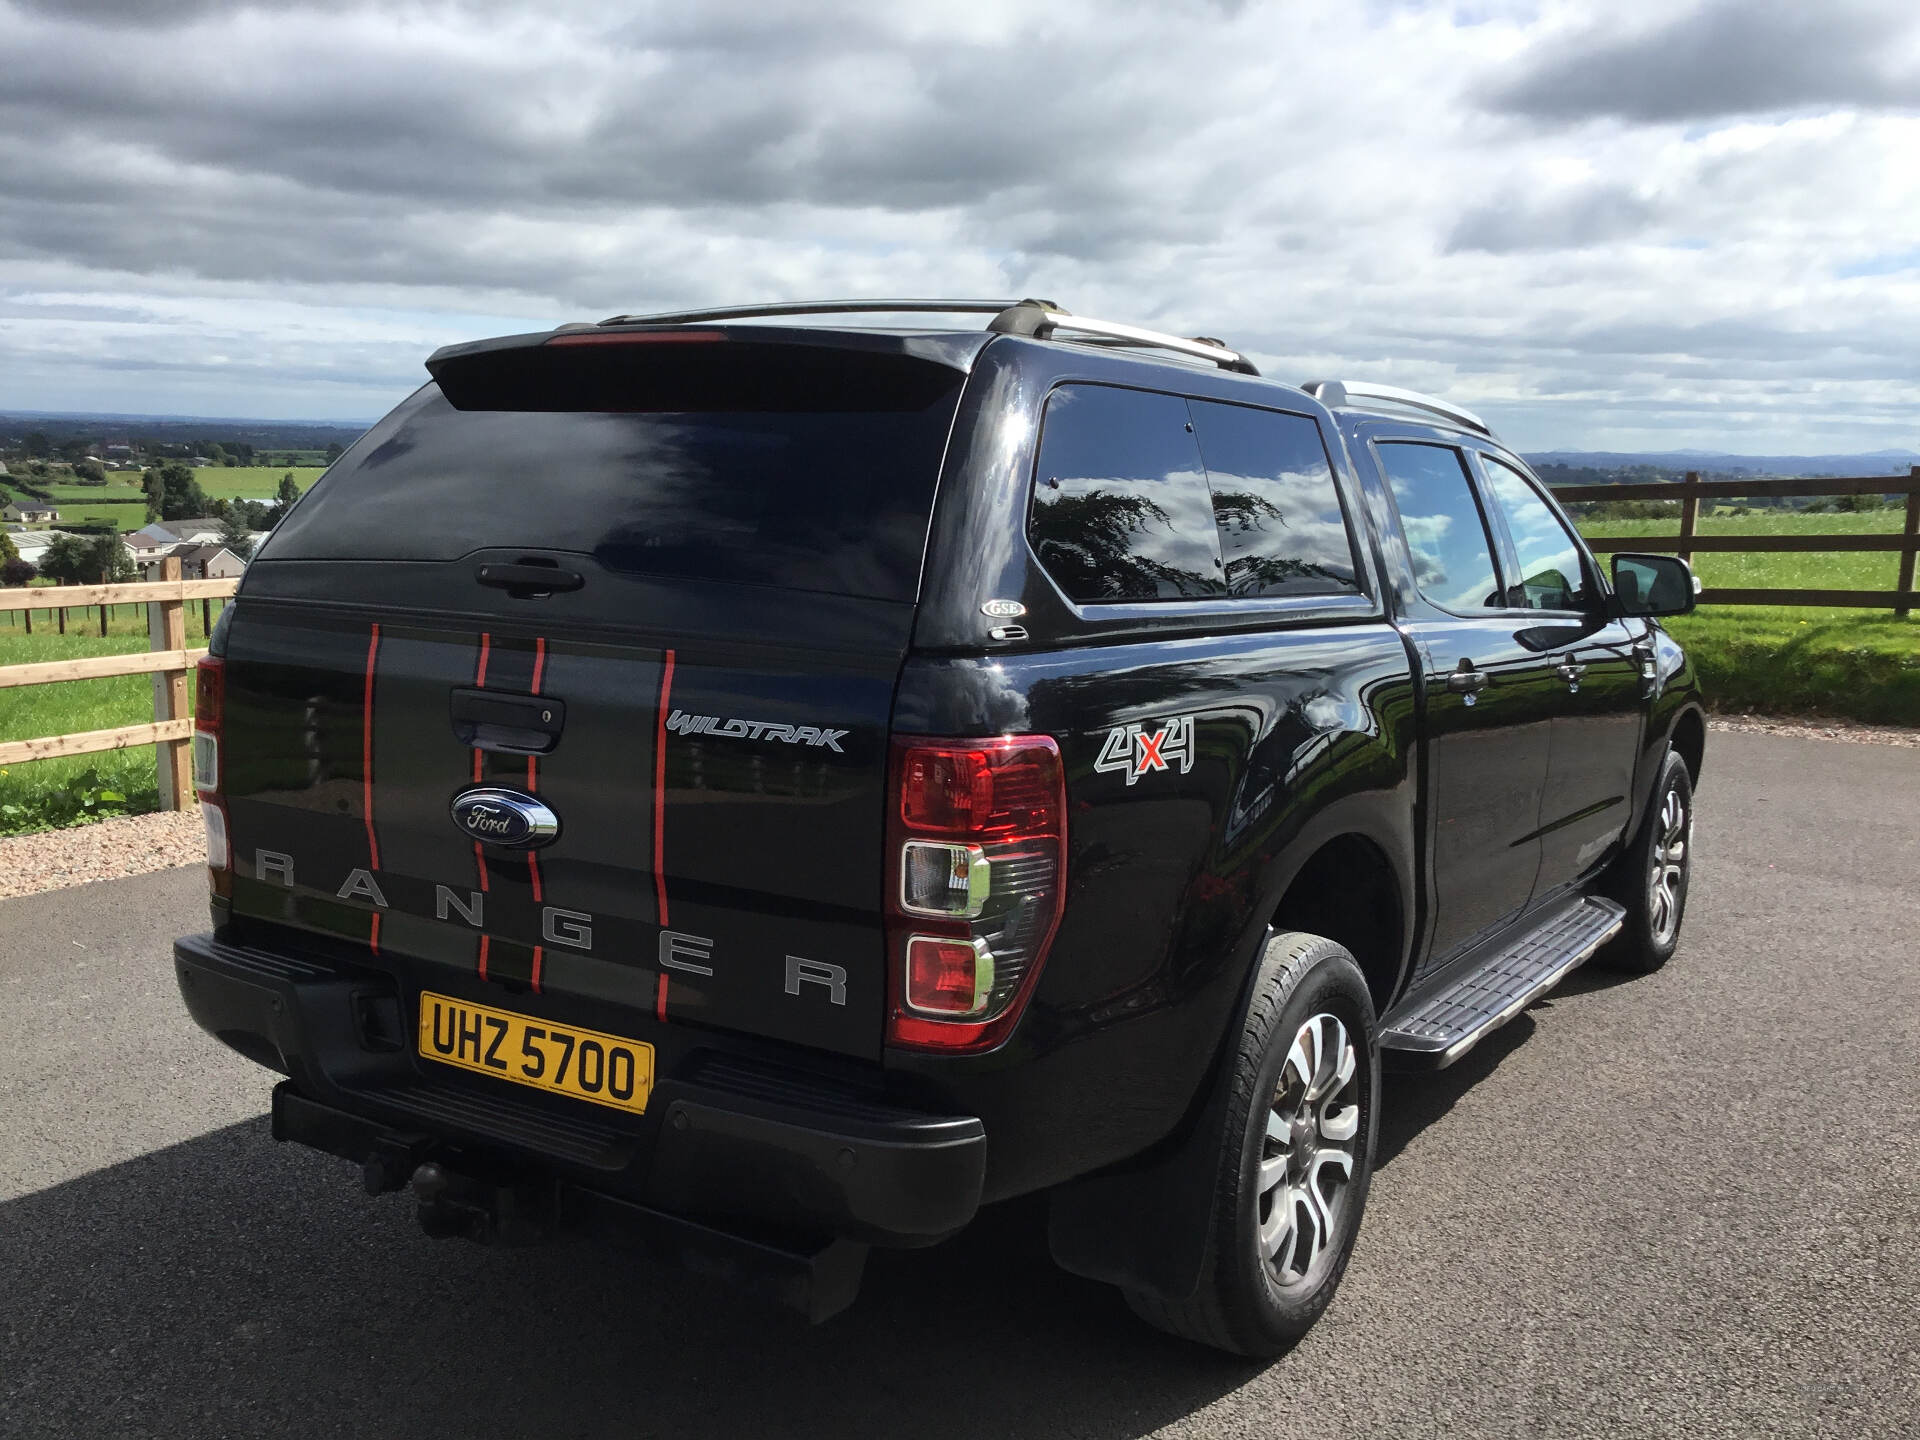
[1611,553,1699,617]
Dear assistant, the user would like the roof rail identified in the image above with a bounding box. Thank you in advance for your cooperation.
[598,299,1034,326]
[593,297,1259,375]
[1302,380,1491,436]
[990,300,1259,375]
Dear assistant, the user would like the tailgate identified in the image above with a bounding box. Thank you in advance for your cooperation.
[219,334,971,1061]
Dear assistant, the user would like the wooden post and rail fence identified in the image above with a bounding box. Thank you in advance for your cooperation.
[2,469,1916,813]
[0,557,239,810]
[1548,466,1920,617]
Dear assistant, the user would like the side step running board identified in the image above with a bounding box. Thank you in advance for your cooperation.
[1381,896,1626,1069]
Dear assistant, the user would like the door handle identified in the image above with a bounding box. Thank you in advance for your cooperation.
[1555,661,1588,683]
[476,562,585,598]
[1445,668,1490,694]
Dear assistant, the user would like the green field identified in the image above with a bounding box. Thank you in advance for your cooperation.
[6,466,326,532]
[0,603,224,834]
[1574,509,1917,725]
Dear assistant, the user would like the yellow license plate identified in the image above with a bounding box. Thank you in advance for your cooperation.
[417,991,654,1115]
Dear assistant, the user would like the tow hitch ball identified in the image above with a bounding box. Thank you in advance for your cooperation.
[389,1159,557,1246]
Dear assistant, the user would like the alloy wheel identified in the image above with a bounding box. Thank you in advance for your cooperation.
[1257,1013,1361,1285]
[1648,784,1689,946]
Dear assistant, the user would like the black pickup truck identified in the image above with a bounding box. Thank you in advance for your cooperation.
[175,299,1704,1356]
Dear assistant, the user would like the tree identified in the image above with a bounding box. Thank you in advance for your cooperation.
[275,471,301,505]
[72,459,108,484]
[37,535,92,584]
[23,430,50,458]
[0,530,17,567]
[324,442,344,463]
[218,512,256,562]
[141,464,163,520]
[60,439,94,464]
[1,557,34,587]
[85,533,133,584]
[141,461,213,522]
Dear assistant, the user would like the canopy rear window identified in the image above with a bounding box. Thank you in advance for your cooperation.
[266,341,967,603]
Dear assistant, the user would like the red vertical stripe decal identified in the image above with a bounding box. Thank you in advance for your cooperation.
[655,972,669,1023]
[369,912,381,956]
[362,624,381,874]
[653,649,676,927]
[477,934,490,982]
[527,635,547,899]
[471,632,491,924]
[530,946,544,994]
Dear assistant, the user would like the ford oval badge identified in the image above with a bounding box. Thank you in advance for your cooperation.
[450,787,559,849]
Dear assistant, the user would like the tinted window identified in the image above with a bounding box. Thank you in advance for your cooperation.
[1377,443,1503,612]
[1481,457,1591,612]
[266,349,966,603]
[1028,385,1225,602]
[1188,401,1358,598]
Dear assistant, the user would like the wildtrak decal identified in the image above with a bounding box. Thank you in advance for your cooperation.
[1095,715,1197,786]
[665,710,849,752]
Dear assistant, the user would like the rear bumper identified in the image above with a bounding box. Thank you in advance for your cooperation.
[174,930,986,1250]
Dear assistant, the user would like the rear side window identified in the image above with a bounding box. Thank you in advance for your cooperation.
[1377,442,1503,612]
[265,342,966,603]
[1187,400,1358,598]
[1027,385,1226,602]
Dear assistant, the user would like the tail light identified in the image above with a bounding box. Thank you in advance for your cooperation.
[194,655,230,892]
[885,736,1067,1052]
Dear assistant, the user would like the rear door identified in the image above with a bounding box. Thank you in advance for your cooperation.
[220,332,973,1061]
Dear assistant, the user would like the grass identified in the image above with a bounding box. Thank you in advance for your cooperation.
[6,466,326,531]
[0,603,223,834]
[191,466,326,502]
[1574,508,1919,726]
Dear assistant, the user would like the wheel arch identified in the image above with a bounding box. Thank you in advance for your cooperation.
[1669,704,1705,787]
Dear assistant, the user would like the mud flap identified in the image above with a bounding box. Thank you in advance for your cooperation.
[1044,928,1277,1302]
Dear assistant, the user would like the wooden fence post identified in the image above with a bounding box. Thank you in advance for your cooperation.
[147,557,193,810]
[1898,465,1919,620]
[1678,471,1700,567]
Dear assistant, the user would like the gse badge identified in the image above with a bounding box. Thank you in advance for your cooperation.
[449,787,560,848]
[1095,715,1197,786]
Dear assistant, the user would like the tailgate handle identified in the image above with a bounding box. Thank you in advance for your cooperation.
[451,688,565,755]
[476,562,584,598]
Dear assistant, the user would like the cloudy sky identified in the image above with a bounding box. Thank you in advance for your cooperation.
[2,0,1917,451]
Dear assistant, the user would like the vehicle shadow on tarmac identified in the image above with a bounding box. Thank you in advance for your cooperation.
[0,1120,1263,1439]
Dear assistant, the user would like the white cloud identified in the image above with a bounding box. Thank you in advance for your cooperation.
[0,0,1914,450]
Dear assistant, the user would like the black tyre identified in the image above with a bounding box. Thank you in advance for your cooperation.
[1600,750,1694,974]
[1124,932,1379,1357]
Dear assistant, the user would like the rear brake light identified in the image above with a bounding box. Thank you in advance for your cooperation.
[194,656,230,885]
[905,936,994,1016]
[886,736,1066,1053]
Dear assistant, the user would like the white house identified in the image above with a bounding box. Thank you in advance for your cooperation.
[150,542,248,580]
[7,530,63,566]
[128,517,225,550]
[3,502,60,525]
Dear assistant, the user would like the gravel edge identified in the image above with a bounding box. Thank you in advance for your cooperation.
[0,715,1912,903]
[0,810,207,902]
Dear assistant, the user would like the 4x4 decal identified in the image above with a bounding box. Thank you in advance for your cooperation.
[1095,715,1197,786]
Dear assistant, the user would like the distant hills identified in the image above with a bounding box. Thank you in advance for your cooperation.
[1523,449,1920,478]
[0,411,370,451]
